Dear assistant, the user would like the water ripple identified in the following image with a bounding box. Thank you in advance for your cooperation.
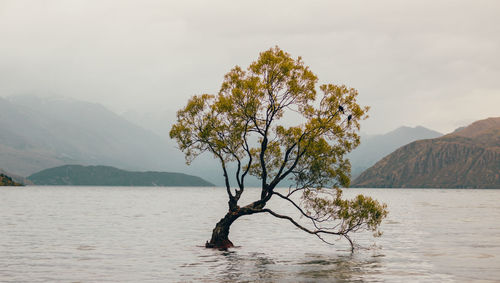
[1,187,499,282]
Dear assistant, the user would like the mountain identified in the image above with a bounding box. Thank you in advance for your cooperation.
[0,173,23,186]
[0,169,32,185]
[348,126,443,177]
[351,117,500,189]
[28,165,214,186]
[121,109,174,140]
[2,95,444,187]
[0,95,189,177]
[123,109,443,187]
[121,108,251,186]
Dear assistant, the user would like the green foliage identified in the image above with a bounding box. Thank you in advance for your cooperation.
[303,188,388,237]
[170,46,387,249]
[170,46,368,188]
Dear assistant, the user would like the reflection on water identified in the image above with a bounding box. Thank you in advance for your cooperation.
[1,187,499,282]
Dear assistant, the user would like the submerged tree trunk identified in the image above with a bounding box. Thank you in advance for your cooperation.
[205,212,239,250]
[205,201,265,249]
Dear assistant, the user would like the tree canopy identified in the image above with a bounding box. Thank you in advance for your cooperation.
[170,46,387,250]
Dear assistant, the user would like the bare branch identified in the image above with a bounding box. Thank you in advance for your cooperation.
[240,122,253,187]
[273,191,316,222]
[261,208,354,251]
[207,144,234,205]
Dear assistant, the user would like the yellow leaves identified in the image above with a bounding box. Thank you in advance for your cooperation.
[301,187,388,236]
[181,94,213,116]
[171,46,369,190]
[248,46,318,106]
[214,95,234,113]
[169,46,388,243]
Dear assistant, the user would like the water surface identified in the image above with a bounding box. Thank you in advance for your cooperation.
[1,187,499,282]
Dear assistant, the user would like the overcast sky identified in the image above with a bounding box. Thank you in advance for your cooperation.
[1,0,499,134]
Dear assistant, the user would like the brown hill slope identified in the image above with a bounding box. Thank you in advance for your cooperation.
[0,169,33,185]
[351,117,500,189]
[0,173,23,186]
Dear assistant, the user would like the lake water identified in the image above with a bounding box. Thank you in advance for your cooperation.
[1,187,499,282]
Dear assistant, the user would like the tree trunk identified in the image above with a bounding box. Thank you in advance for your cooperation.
[205,211,239,250]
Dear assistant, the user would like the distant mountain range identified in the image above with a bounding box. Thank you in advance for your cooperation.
[352,117,500,189]
[7,95,484,189]
[0,95,224,183]
[123,108,444,184]
[0,95,278,186]
[348,126,443,177]
[28,165,214,186]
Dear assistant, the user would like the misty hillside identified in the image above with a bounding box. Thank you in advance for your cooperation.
[352,117,500,188]
[0,168,32,185]
[28,165,214,186]
[348,126,443,177]
[0,95,190,177]
[1,95,444,187]
[0,173,23,186]
[123,110,444,186]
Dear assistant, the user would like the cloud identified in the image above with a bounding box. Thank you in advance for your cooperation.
[0,0,499,134]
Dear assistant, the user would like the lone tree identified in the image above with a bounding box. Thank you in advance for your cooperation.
[170,47,387,251]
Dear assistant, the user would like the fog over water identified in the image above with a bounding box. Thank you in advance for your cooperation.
[1,1,500,134]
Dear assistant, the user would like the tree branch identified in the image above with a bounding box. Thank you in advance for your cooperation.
[273,191,318,223]
[261,208,354,251]
[208,144,235,209]
[240,122,253,187]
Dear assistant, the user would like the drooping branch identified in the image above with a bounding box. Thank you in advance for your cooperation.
[273,191,335,225]
[261,208,353,251]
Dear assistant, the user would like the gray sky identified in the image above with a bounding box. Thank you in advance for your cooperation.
[1,0,499,134]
